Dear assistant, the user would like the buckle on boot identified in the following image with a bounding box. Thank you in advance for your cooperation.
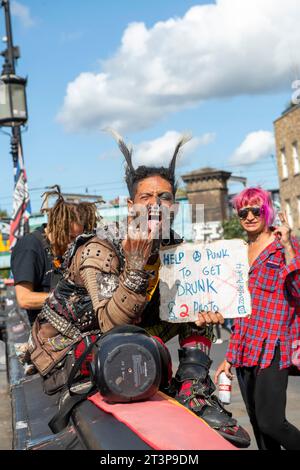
[191,380,211,400]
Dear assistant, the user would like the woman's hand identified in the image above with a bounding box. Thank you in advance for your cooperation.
[214,359,234,384]
[195,311,224,327]
[273,212,293,248]
[273,212,296,264]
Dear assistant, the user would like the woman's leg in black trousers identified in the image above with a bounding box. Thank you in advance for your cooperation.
[236,366,280,450]
[254,348,300,450]
[237,347,300,450]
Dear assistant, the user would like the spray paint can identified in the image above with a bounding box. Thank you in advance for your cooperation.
[218,372,232,405]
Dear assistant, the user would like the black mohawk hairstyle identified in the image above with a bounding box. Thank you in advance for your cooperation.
[107,128,191,199]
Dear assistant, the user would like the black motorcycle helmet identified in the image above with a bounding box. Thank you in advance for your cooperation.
[91,325,171,403]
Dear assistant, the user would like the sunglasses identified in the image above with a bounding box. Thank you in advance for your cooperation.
[238,206,262,219]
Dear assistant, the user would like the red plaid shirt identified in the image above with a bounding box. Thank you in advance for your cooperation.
[226,238,300,370]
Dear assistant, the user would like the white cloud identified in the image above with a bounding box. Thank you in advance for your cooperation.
[133,131,216,167]
[11,1,35,28]
[230,131,275,166]
[57,0,300,133]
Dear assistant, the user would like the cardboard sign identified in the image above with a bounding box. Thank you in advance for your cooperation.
[159,239,251,322]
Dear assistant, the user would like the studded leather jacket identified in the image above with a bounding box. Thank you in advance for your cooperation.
[40,222,182,337]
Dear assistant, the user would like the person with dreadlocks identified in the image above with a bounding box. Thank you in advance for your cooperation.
[29,134,250,447]
[11,185,98,325]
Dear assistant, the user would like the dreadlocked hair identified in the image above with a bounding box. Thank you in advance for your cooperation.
[41,185,99,257]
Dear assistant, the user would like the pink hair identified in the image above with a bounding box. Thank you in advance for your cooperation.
[232,187,275,227]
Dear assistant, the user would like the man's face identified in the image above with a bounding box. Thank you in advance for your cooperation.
[128,175,176,238]
[132,175,174,206]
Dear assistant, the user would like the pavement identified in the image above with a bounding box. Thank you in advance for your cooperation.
[0,340,12,450]
[167,329,300,450]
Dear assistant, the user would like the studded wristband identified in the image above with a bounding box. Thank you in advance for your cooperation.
[123,269,149,294]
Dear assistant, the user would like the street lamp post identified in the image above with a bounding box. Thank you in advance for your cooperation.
[0,0,28,125]
[0,0,31,245]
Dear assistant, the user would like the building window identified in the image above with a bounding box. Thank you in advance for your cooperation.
[281,148,288,179]
[286,200,293,228]
[292,142,300,175]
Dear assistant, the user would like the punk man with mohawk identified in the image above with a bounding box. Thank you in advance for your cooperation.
[32,133,250,447]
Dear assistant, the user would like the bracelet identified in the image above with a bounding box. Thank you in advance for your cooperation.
[123,269,149,294]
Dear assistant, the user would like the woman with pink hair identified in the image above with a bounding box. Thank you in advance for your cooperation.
[215,187,300,450]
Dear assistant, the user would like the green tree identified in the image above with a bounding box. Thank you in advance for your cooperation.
[222,216,246,240]
[0,268,10,279]
[0,208,8,219]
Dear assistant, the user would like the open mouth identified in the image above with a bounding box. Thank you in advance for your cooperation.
[148,204,162,232]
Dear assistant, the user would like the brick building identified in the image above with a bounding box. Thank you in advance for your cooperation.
[181,167,232,222]
[181,167,232,241]
[274,104,300,237]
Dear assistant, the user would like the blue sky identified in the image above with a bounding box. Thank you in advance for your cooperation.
[0,0,299,213]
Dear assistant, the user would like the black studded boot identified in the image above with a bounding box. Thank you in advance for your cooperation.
[173,347,250,448]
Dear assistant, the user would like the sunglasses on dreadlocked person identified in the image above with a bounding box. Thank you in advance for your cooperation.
[238,206,262,219]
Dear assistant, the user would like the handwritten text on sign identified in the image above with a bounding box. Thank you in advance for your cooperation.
[159,239,251,322]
